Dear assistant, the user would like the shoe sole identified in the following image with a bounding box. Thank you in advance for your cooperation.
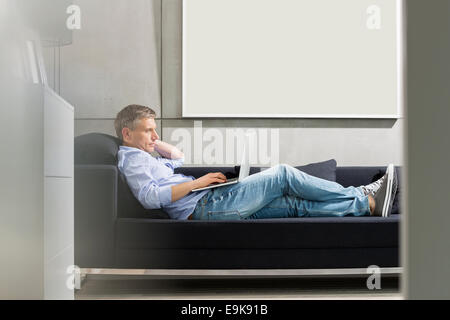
[381,164,394,217]
[387,167,398,217]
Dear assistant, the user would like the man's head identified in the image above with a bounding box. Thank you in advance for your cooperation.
[114,104,159,153]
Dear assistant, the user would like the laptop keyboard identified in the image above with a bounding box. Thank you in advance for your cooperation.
[211,177,238,185]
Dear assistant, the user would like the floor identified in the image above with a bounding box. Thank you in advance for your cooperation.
[75,275,403,300]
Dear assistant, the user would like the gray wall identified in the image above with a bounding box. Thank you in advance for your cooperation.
[62,0,403,167]
[16,0,73,46]
[403,0,450,300]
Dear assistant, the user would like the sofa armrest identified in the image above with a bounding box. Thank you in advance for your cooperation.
[75,165,117,268]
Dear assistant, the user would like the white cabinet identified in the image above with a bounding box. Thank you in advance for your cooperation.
[43,87,74,300]
[44,245,74,300]
[44,177,74,263]
[44,88,74,177]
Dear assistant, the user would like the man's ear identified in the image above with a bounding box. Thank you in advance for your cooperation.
[122,127,131,142]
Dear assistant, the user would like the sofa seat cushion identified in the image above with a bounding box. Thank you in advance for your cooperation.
[116,215,399,250]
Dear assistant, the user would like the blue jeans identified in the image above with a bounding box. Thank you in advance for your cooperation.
[191,164,370,220]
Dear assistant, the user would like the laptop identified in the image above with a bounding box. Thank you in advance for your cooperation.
[191,134,250,192]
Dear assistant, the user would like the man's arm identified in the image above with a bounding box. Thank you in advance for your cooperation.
[153,140,228,202]
[171,172,228,202]
[154,140,184,159]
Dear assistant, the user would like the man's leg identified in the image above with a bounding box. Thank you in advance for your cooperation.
[257,164,366,201]
[193,164,370,220]
[247,195,370,219]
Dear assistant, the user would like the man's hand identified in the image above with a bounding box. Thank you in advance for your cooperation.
[193,172,227,189]
[154,140,184,160]
[171,172,227,203]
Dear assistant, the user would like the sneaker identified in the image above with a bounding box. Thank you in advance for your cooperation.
[362,174,386,196]
[371,164,398,217]
[385,166,399,217]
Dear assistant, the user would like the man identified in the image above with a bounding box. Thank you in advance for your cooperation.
[116,105,398,221]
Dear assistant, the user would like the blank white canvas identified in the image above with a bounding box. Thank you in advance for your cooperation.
[182,0,402,118]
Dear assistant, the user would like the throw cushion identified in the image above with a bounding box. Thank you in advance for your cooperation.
[295,159,337,182]
[237,159,337,182]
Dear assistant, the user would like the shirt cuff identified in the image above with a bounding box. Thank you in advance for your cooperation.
[174,156,184,163]
[159,185,173,207]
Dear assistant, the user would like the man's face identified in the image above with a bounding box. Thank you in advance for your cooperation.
[122,117,159,153]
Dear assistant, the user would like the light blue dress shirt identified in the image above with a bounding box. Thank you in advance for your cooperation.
[117,146,210,220]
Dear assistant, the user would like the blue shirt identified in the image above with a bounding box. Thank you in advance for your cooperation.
[117,146,210,220]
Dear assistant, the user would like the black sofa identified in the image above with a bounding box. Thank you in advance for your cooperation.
[75,133,401,270]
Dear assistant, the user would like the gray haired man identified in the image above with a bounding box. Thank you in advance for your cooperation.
[114,105,398,220]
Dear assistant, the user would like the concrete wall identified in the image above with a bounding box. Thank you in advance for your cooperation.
[62,0,403,167]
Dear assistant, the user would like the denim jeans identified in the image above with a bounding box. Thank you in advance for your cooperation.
[191,164,370,220]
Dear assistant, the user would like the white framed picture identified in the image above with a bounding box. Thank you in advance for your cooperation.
[182,0,404,118]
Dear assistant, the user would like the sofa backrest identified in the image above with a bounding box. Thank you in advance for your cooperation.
[75,133,170,219]
[75,133,121,165]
